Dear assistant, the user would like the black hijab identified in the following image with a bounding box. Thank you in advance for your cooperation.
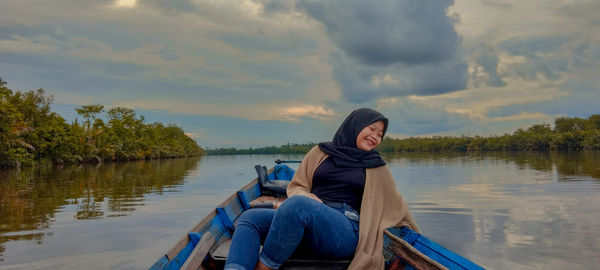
[318,108,388,168]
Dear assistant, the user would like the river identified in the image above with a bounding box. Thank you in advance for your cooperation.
[1,152,599,269]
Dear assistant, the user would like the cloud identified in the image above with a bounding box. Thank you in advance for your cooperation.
[470,45,506,87]
[488,112,548,122]
[216,32,318,57]
[0,0,344,118]
[114,0,136,8]
[135,110,337,148]
[298,0,461,66]
[481,0,512,10]
[2,0,599,147]
[296,0,468,103]
[112,99,341,124]
[138,0,195,14]
[450,0,600,127]
[488,88,600,120]
[330,51,467,102]
[553,1,600,21]
[279,105,338,122]
[377,97,472,135]
[498,36,570,80]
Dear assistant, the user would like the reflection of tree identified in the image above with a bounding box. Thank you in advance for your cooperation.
[489,151,600,180]
[0,157,200,259]
[384,151,600,180]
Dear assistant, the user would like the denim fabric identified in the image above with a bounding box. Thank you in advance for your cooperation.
[224,196,359,270]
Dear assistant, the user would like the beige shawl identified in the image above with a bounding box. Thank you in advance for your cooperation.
[287,146,419,269]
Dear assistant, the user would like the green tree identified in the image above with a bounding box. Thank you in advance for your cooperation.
[1,78,203,168]
[76,104,104,130]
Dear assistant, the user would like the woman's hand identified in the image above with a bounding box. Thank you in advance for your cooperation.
[306,193,322,203]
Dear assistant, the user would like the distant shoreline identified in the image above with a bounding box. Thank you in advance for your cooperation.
[206,148,600,156]
[207,114,600,155]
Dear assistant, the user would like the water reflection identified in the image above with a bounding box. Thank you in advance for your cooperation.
[1,152,599,269]
[385,151,600,269]
[0,157,201,260]
[383,150,600,179]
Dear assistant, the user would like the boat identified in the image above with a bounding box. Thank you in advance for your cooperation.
[149,160,485,270]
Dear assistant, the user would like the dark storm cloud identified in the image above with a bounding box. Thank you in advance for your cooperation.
[331,50,467,103]
[472,45,506,87]
[296,0,467,102]
[297,0,461,66]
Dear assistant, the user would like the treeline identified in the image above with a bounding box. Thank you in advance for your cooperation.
[206,114,600,155]
[207,143,316,155]
[379,115,600,152]
[0,78,203,168]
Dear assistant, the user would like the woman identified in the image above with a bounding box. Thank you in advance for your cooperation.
[225,108,419,270]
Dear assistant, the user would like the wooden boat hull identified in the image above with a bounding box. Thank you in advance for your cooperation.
[150,166,485,270]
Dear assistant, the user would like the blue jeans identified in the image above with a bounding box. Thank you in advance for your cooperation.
[224,196,359,270]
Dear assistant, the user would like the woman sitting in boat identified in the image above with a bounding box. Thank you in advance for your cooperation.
[225,108,420,270]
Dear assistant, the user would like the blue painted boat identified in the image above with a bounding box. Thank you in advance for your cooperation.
[150,161,485,270]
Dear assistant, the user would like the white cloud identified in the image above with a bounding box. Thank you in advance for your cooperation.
[113,99,339,122]
[279,105,338,122]
[114,0,136,8]
[488,112,550,122]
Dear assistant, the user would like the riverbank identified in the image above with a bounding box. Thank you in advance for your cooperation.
[0,79,203,169]
[207,114,600,155]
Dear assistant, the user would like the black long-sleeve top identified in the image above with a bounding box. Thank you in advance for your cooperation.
[311,157,366,212]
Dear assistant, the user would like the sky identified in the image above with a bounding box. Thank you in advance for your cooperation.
[1,0,599,148]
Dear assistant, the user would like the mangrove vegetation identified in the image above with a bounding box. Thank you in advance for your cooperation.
[0,78,203,168]
[207,143,316,155]
[208,114,600,155]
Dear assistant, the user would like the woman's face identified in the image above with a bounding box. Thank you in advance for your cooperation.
[356,120,385,151]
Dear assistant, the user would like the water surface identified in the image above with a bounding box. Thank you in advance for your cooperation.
[1,152,599,269]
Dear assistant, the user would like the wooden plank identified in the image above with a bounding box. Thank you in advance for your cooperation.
[163,174,268,263]
[180,232,216,270]
[249,196,286,209]
[384,230,448,270]
[211,239,232,259]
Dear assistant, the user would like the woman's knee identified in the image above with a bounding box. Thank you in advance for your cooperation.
[236,209,274,230]
[280,195,315,210]
[276,195,316,218]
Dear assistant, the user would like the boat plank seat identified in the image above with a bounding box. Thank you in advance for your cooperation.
[180,232,216,270]
[249,196,286,209]
[210,239,351,270]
